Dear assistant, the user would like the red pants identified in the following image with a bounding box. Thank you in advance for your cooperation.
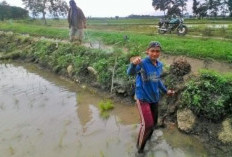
[136,100,158,150]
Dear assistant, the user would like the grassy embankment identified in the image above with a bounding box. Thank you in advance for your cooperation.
[180,70,232,121]
[0,19,232,122]
[0,32,133,93]
[0,21,232,62]
[1,19,232,145]
[0,30,232,123]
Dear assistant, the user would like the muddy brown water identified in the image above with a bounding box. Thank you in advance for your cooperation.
[0,62,210,157]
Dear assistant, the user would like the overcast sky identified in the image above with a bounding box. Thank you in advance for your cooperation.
[4,0,193,17]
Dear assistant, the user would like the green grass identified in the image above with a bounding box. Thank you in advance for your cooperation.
[86,30,232,62]
[16,18,160,25]
[87,18,159,25]
[1,32,232,122]
[98,99,114,112]
[185,18,232,24]
[87,18,232,39]
[12,18,232,36]
[98,99,114,119]
[29,18,232,25]
[0,21,232,62]
[180,70,232,121]
[0,22,69,38]
[0,32,134,93]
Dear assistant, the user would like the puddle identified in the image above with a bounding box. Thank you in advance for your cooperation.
[0,62,211,157]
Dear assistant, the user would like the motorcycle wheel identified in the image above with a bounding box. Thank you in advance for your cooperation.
[177,25,187,36]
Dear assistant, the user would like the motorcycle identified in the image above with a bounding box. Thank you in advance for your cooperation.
[158,17,188,35]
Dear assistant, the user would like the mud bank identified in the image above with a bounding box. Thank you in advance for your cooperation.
[0,32,232,156]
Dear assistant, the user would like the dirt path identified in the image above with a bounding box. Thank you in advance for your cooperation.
[160,54,232,74]
[1,31,232,74]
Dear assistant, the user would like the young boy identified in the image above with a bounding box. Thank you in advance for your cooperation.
[127,41,174,153]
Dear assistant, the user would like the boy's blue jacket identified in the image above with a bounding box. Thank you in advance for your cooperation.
[127,57,167,103]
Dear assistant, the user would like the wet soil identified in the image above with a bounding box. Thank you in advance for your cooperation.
[0,62,209,157]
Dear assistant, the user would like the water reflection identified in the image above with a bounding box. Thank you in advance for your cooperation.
[0,62,210,157]
[76,92,93,133]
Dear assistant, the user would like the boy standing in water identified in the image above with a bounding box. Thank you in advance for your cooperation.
[68,0,86,44]
[127,41,174,153]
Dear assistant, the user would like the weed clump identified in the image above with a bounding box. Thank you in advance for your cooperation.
[180,70,232,121]
[98,99,114,119]
[99,99,114,112]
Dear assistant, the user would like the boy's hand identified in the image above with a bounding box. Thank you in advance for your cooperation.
[131,56,142,65]
[167,90,175,96]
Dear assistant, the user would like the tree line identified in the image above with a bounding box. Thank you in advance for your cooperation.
[1,0,232,23]
[22,0,68,24]
[0,1,28,21]
[0,0,68,24]
[152,0,232,18]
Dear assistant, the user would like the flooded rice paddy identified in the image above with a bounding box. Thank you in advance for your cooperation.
[0,62,210,157]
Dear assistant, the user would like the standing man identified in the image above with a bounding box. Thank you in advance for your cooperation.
[127,41,174,153]
[68,0,86,44]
